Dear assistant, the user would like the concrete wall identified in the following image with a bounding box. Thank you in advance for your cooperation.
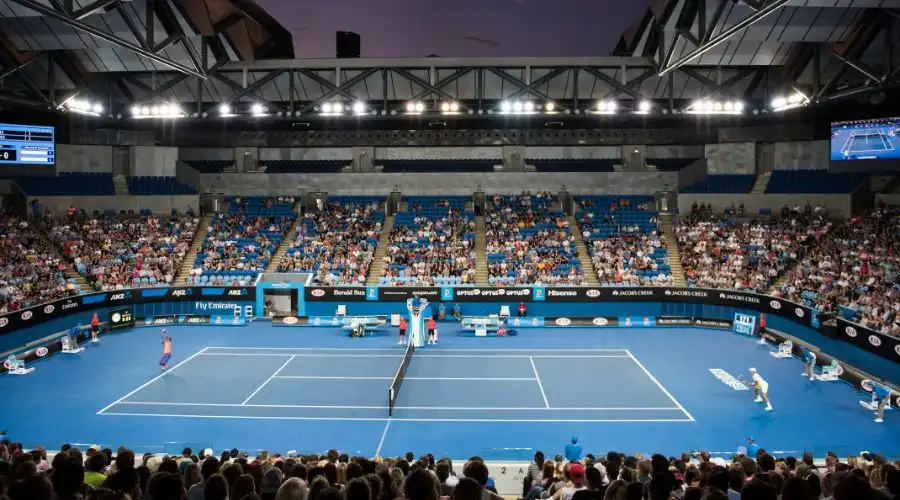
[259,147,354,161]
[677,159,708,188]
[178,148,233,162]
[200,172,677,196]
[677,193,852,219]
[645,144,704,159]
[375,147,503,161]
[876,194,900,207]
[29,195,199,215]
[773,140,829,170]
[131,146,178,176]
[524,146,620,159]
[176,162,203,192]
[705,143,756,174]
[56,144,113,173]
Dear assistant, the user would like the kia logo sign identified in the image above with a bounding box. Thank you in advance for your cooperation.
[845,326,858,338]
[861,379,874,391]
[111,313,122,323]
[555,318,571,326]
[586,289,601,298]
[592,317,608,326]
[311,289,325,297]
[21,311,33,321]
[895,345,900,357]
[869,335,882,347]
[0,317,8,328]
[794,308,804,318]
[35,347,48,357]
[283,317,299,324]
[769,300,781,310]
[44,305,55,314]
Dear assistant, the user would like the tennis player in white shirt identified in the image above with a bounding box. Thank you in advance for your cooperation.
[749,368,773,411]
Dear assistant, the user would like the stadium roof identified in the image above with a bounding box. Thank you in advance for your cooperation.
[0,0,897,123]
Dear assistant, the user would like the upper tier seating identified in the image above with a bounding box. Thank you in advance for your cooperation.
[127,176,198,195]
[681,175,756,193]
[379,197,475,286]
[15,173,114,195]
[0,215,79,312]
[576,196,672,286]
[765,170,867,194]
[485,192,584,285]
[49,215,198,290]
[188,197,295,284]
[260,160,347,173]
[646,158,699,171]
[184,160,233,173]
[777,208,900,337]
[380,160,496,173]
[279,197,384,285]
[529,159,616,172]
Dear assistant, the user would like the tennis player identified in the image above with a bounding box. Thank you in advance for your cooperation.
[872,383,892,423]
[398,317,407,345]
[160,329,172,370]
[749,368,773,411]
[90,313,100,343]
[799,345,816,380]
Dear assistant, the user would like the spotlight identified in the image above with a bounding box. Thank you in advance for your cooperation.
[251,103,264,115]
[523,101,535,112]
[219,104,232,115]
[501,101,512,113]
[131,106,140,116]
[545,102,556,113]
[637,100,651,113]
[92,103,103,114]
[352,101,366,115]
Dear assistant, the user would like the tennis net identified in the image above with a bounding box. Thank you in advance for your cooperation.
[388,341,415,416]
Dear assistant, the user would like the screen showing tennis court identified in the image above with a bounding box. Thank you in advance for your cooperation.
[831,117,900,161]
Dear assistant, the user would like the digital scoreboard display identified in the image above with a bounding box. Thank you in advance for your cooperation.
[831,117,900,161]
[0,123,55,165]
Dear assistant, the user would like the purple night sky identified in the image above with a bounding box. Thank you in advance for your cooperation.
[255,0,651,58]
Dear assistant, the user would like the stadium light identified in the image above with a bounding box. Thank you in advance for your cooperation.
[61,97,103,117]
[352,101,366,115]
[499,100,538,115]
[635,100,652,115]
[132,102,185,119]
[219,103,233,117]
[590,100,616,115]
[440,101,460,115]
[319,102,343,116]
[771,92,809,112]
[686,99,744,115]
[544,102,557,114]
[405,101,426,115]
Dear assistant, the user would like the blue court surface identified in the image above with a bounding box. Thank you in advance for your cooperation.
[3,323,899,459]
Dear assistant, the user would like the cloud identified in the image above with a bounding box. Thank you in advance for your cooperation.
[459,36,502,48]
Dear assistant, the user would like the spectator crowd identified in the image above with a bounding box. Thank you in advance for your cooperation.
[486,192,585,286]
[279,199,383,285]
[1,440,899,500]
[49,215,199,291]
[190,214,292,282]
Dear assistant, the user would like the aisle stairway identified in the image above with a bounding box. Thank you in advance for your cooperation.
[113,175,129,196]
[266,218,301,272]
[365,215,395,285]
[474,215,489,285]
[659,213,687,287]
[567,216,599,285]
[751,172,772,194]
[173,214,214,284]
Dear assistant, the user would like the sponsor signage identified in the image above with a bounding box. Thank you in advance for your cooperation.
[108,308,135,329]
[178,315,211,325]
[709,368,749,391]
[452,287,532,301]
[693,318,734,329]
[144,315,177,326]
[836,318,900,364]
[305,287,368,301]
[657,316,693,326]
[273,316,309,326]
[545,317,619,327]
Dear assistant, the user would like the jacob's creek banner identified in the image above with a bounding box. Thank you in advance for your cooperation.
[0,286,255,336]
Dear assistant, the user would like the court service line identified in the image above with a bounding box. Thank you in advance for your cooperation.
[529,356,550,408]
[112,401,682,411]
[375,420,391,457]
[204,347,630,352]
[99,412,695,423]
[273,376,537,381]
[241,355,296,405]
[624,350,695,422]
[97,347,210,415]
[198,353,630,359]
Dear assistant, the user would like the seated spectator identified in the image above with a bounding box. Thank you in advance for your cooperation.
[381,208,476,286]
[190,212,293,284]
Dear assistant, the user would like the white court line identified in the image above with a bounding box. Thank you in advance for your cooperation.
[529,357,550,408]
[273,376,537,381]
[241,355,296,405]
[111,401,682,411]
[99,412,693,423]
[97,347,209,415]
[204,347,629,352]
[375,420,391,456]
[624,350,695,422]
[199,353,629,359]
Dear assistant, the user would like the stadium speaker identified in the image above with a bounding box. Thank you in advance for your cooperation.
[336,31,361,59]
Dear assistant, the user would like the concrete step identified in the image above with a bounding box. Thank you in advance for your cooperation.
[751,171,772,194]
[267,217,301,272]
[174,214,214,285]
[660,214,687,287]
[475,215,489,285]
[568,216,599,285]
[366,215,395,285]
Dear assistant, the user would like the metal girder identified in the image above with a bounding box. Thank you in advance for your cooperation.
[211,71,286,111]
[486,68,557,105]
[296,68,379,113]
[392,68,465,104]
[0,53,42,81]
[406,68,473,101]
[503,67,568,101]
[296,69,357,101]
[658,0,790,76]
[828,49,884,84]
[7,0,207,79]
[599,69,657,99]
[72,0,117,20]
[677,67,748,98]
[579,66,652,101]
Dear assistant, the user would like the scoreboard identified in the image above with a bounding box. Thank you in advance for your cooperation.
[0,123,55,165]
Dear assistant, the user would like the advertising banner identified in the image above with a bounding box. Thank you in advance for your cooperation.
[836,318,900,363]
[544,317,619,327]
[108,308,135,329]
[273,316,310,326]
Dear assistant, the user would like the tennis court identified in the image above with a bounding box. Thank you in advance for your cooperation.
[840,129,895,155]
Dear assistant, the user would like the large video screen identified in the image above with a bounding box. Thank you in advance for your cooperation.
[0,123,55,165]
[831,117,900,161]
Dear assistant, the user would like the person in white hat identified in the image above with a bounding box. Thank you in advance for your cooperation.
[749,368,772,411]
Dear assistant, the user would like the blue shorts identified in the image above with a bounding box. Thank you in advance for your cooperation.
[160,353,172,365]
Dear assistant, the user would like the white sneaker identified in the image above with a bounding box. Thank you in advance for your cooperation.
[875,418,884,423]
[765,405,773,411]
[754,397,763,403]
[801,372,807,376]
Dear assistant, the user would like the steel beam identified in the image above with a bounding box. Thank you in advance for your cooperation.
[298,68,379,113]
[0,53,42,81]
[580,66,652,100]
[296,69,357,100]
[658,0,789,76]
[7,0,206,79]
[392,68,464,103]
[503,67,568,101]
[407,68,473,101]
[678,67,741,97]
[73,0,118,20]
[828,49,883,83]
[600,69,658,99]
[211,70,286,110]
[486,68,558,104]
[702,0,729,43]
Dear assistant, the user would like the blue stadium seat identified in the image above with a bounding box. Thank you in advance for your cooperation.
[185,160,233,173]
[127,176,198,195]
[14,172,114,195]
[765,170,867,194]
[529,159,616,172]
[260,160,347,173]
[380,160,497,173]
[681,175,756,193]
